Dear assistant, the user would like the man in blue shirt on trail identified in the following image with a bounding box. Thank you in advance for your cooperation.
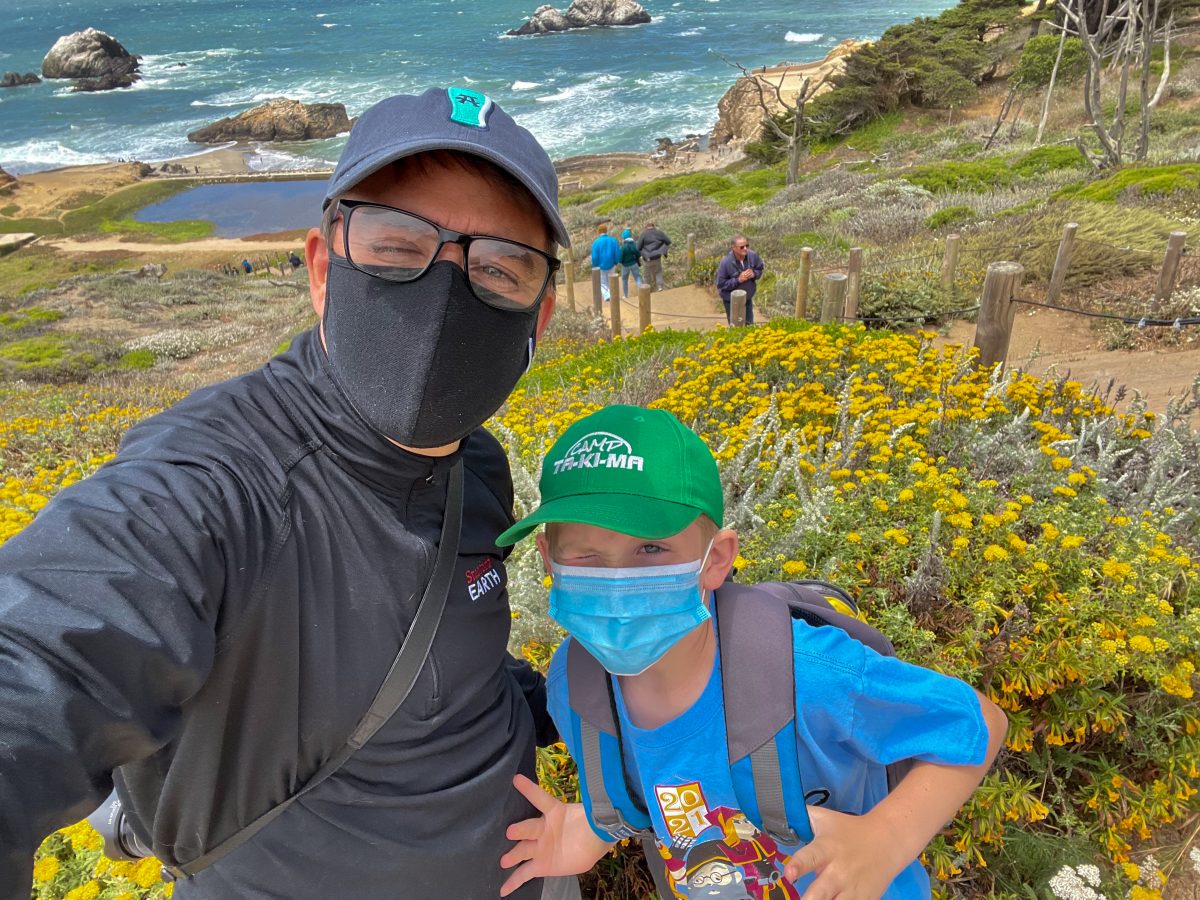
[590,223,621,302]
[715,234,764,325]
[494,405,1007,899]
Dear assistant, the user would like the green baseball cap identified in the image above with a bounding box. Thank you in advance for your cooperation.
[495,405,724,546]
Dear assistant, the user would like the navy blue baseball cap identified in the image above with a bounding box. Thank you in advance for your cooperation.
[324,87,570,247]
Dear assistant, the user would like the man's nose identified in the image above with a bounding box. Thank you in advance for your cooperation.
[433,241,467,268]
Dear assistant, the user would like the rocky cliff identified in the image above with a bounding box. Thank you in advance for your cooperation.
[42,28,140,90]
[187,99,352,143]
[509,0,650,35]
[710,39,865,145]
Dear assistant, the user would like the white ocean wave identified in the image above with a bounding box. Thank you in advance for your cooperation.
[677,28,705,36]
[246,145,337,172]
[0,139,112,174]
[512,80,541,91]
[785,31,824,43]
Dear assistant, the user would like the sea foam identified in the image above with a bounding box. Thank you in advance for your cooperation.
[785,31,824,42]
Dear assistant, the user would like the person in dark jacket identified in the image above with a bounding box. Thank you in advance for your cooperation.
[0,87,579,900]
[636,222,671,291]
[715,234,764,325]
[618,227,642,299]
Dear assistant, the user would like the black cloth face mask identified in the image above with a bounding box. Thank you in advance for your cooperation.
[322,256,539,448]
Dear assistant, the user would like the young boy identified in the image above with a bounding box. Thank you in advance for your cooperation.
[496,406,1007,899]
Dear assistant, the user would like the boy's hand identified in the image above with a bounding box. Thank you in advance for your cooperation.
[783,806,906,900]
[500,774,615,896]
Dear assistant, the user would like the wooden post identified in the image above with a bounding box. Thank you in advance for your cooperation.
[687,233,696,272]
[609,272,622,338]
[820,273,847,324]
[564,255,576,313]
[731,289,747,326]
[940,234,961,290]
[845,248,863,323]
[1046,222,1078,304]
[972,261,1024,369]
[591,267,603,316]
[795,247,812,319]
[1153,231,1187,311]
[638,284,652,333]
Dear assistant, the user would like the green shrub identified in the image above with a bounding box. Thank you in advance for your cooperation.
[905,157,1012,193]
[1014,34,1088,87]
[1011,145,1090,177]
[596,169,787,214]
[926,205,975,230]
[117,349,157,370]
[688,254,721,287]
[1054,163,1200,203]
[781,232,851,253]
[0,307,66,330]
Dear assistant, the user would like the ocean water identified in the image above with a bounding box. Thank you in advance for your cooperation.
[0,0,955,175]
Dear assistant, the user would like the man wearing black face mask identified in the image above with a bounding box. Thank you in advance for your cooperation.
[0,87,578,900]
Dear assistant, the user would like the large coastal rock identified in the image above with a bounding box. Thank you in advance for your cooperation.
[711,39,865,145]
[187,99,351,143]
[0,72,41,88]
[42,28,140,89]
[0,166,15,193]
[508,0,650,35]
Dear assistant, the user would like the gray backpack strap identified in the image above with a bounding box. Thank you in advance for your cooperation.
[716,581,804,845]
[566,641,654,841]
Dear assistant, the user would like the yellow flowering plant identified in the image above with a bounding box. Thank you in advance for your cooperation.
[15,321,1199,898]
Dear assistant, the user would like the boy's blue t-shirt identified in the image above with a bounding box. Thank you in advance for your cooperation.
[546,617,989,900]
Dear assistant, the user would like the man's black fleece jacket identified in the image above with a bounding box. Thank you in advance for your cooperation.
[0,326,556,898]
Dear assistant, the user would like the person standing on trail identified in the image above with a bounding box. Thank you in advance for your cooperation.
[715,234,763,325]
[0,86,579,900]
[618,227,642,299]
[241,257,253,275]
[590,223,620,302]
[636,221,671,292]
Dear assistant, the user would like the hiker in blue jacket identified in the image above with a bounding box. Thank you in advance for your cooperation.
[495,406,1007,900]
[590,223,621,301]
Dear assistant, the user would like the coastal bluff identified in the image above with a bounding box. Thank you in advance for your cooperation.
[711,38,865,145]
[187,99,352,144]
[42,28,140,91]
[508,0,650,35]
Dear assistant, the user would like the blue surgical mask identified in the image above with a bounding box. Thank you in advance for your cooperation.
[548,548,713,676]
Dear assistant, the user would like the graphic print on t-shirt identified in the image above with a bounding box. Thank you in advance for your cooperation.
[653,794,799,900]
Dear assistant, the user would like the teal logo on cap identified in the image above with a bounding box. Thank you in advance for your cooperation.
[447,87,492,127]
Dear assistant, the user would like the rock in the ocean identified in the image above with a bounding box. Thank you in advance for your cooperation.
[187,98,352,143]
[42,28,140,87]
[508,0,649,35]
[0,72,41,88]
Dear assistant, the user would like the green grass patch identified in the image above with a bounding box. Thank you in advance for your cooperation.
[0,216,64,236]
[0,204,18,216]
[117,349,157,370]
[59,179,199,234]
[98,217,214,242]
[1054,163,1200,203]
[0,247,132,298]
[843,111,906,153]
[0,307,66,330]
[906,145,1088,194]
[559,191,603,208]
[926,205,975,230]
[780,231,852,253]
[596,167,787,214]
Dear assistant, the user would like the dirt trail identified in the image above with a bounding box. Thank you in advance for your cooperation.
[941,307,1200,426]
[573,278,1200,425]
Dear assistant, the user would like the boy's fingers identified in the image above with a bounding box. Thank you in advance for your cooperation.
[500,861,540,897]
[499,840,535,870]
[784,843,820,882]
[505,816,545,842]
[512,773,558,813]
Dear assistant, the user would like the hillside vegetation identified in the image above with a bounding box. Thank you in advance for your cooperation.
[5,1,1200,898]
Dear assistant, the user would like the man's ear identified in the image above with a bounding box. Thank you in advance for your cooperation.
[535,531,553,576]
[700,528,739,593]
[535,289,556,342]
[306,226,329,319]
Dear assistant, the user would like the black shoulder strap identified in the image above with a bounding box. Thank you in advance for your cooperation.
[166,460,465,879]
